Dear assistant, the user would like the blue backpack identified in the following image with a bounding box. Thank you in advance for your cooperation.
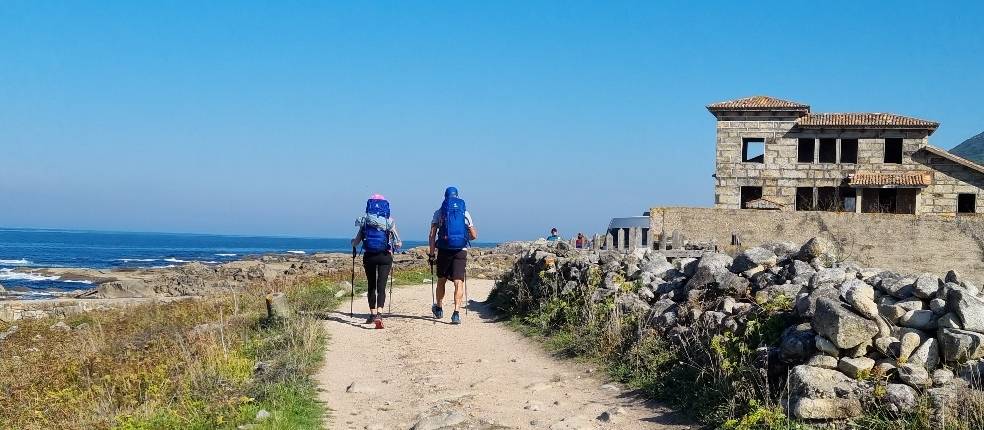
[437,197,468,250]
[363,199,391,253]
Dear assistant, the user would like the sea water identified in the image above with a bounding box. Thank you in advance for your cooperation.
[0,228,434,294]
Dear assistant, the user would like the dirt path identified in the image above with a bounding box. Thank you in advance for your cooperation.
[315,279,691,430]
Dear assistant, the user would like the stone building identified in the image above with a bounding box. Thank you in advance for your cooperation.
[708,95,984,214]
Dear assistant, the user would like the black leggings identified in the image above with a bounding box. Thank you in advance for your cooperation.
[363,251,392,310]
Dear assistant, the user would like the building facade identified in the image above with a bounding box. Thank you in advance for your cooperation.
[708,96,984,215]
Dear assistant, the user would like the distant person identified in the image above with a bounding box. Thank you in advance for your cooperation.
[351,193,402,329]
[428,186,477,325]
[575,233,585,249]
[546,228,561,241]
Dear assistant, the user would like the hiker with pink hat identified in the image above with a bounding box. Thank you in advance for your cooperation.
[351,193,402,328]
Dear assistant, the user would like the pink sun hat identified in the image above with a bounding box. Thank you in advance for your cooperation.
[369,193,386,200]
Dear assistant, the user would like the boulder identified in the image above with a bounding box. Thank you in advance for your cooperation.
[684,253,733,290]
[762,241,800,261]
[780,324,816,363]
[900,309,937,330]
[874,336,900,358]
[844,339,872,358]
[932,368,954,386]
[947,288,984,333]
[639,257,674,280]
[898,332,921,363]
[883,384,919,413]
[789,365,858,399]
[913,274,940,299]
[788,260,817,285]
[898,363,932,388]
[896,297,926,312]
[939,328,984,362]
[880,277,916,299]
[731,247,778,274]
[811,268,847,288]
[840,279,874,303]
[617,294,651,314]
[717,273,750,296]
[878,304,907,323]
[815,336,840,357]
[796,286,840,318]
[930,298,947,315]
[798,237,838,268]
[789,397,862,420]
[909,338,940,371]
[938,312,963,329]
[813,298,879,349]
[755,284,804,304]
[807,354,839,369]
[838,357,875,379]
[945,270,960,285]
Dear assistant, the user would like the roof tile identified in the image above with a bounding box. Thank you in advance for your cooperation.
[707,96,810,111]
[849,172,932,187]
[797,113,939,130]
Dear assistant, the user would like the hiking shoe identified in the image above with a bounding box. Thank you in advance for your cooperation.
[374,315,384,329]
[432,305,444,319]
[365,315,376,324]
[451,311,461,325]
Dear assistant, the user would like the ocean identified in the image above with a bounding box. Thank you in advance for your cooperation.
[0,228,432,293]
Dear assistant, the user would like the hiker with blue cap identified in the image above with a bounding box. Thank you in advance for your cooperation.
[428,186,477,325]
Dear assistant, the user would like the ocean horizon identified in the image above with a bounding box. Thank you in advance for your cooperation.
[0,227,491,293]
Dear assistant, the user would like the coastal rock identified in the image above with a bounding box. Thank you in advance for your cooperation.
[790,398,862,420]
[685,253,733,290]
[815,336,840,357]
[914,274,940,299]
[811,268,847,288]
[948,288,984,333]
[798,237,838,268]
[899,310,937,330]
[909,338,940,371]
[898,363,932,388]
[813,298,879,349]
[883,384,919,413]
[780,324,815,362]
[898,332,921,363]
[880,277,916,299]
[731,247,778,274]
[939,328,984,362]
[807,354,839,369]
[796,286,840,318]
[838,357,875,379]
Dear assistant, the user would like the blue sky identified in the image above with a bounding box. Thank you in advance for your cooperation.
[1,1,982,241]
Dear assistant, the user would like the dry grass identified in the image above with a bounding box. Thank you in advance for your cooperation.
[0,275,349,430]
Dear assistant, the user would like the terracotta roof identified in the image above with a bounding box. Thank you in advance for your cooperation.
[797,113,939,131]
[849,171,932,188]
[921,145,984,176]
[707,96,810,112]
[744,197,785,210]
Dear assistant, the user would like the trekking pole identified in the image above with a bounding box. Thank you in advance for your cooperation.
[350,246,356,318]
[388,260,394,315]
[430,256,436,308]
[464,272,469,316]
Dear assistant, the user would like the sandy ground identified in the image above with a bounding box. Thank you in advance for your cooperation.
[316,279,692,430]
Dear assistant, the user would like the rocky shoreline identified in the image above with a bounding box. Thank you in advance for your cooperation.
[489,237,984,426]
[0,245,522,322]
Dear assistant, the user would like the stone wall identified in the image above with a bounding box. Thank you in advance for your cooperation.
[649,207,984,278]
[915,150,984,213]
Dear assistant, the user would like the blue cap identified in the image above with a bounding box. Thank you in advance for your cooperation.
[444,186,458,199]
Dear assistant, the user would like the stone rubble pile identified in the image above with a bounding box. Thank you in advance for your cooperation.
[492,236,984,424]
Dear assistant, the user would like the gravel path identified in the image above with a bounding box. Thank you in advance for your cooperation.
[316,279,691,430]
